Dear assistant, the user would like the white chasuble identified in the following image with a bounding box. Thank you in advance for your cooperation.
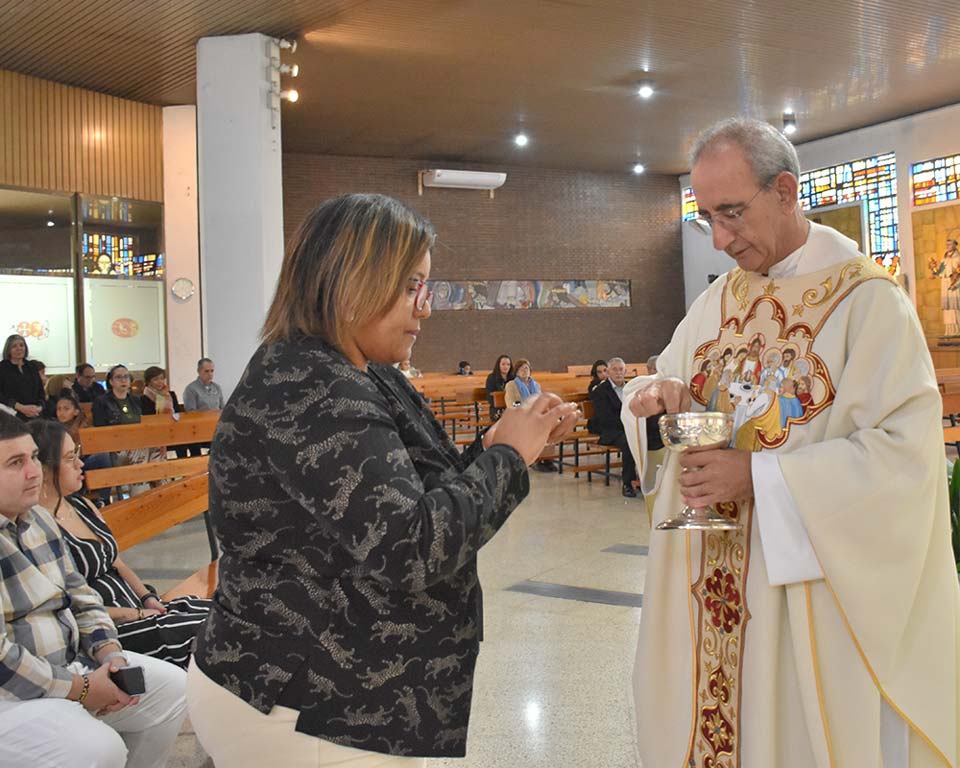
[622,223,960,768]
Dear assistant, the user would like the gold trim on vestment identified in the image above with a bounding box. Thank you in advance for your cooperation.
[805,582,836,767]
[818,573,953,767]
[684,531,699,763]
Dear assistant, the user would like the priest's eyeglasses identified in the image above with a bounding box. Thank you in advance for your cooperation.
[408,278,433,311]
[693,186,767,233]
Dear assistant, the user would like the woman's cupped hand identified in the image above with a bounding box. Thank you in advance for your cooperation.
[485,393,580,465]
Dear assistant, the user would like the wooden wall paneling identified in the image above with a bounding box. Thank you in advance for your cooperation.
[0,69,162,201]
[0,71,9,182]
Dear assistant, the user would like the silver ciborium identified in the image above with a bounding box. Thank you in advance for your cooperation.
[656,411,740,531]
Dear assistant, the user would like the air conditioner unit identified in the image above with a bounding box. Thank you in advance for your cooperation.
[418,169,507,197]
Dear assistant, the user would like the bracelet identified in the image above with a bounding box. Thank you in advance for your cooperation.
[136,607,144,620]
[139,593,158,607]
[77,674,90,704]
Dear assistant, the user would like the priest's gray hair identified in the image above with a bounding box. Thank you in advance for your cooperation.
[606,356,626,367]
[690,117,800,186]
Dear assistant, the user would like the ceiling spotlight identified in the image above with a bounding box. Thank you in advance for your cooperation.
[46,220,55,227]
[279,63,299,77]
[278,38,297,53]
[280,89,300,103]
[782,111,797,135]
[632,163,646,174]
[514,133,529,147]
[637,81,655,99]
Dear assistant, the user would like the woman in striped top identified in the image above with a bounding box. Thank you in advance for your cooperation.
[28,420,210,668]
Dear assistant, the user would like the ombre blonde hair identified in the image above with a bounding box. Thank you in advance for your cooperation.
[261,194,435,349]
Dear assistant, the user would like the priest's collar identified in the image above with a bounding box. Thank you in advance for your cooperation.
[766,241,806,279]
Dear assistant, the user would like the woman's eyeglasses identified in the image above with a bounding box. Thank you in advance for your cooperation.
[409,279,433,311]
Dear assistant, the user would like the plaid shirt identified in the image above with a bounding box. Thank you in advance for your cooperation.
[0,505,118,700]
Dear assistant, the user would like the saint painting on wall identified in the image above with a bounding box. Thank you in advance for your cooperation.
[912,201,960,343]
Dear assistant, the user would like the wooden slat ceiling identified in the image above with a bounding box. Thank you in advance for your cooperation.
[2,0,960,173]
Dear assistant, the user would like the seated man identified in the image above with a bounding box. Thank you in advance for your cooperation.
[72,362,106,403]
[588,357,641,497]
[0,412,188,768]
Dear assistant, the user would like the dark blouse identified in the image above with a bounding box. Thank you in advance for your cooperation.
[0,359,45,415]
[92,393,142,426]
[194,338,529,757]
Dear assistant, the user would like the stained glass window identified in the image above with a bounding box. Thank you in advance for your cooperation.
[682,187,698,221]
[911,153,960,207]
[82,232,135,275]
[798,152,899,275]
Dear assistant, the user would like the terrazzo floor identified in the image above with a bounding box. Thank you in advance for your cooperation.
[123,471,650,768]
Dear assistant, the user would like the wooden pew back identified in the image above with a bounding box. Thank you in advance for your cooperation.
[79,411,220,491]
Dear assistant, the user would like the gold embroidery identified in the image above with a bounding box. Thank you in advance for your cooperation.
[761,279,780,296]
[729,269,750,310]
[796,259,895,313]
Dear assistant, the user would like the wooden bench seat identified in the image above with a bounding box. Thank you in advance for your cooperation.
[161,560,218,601]
[80,411,222,600]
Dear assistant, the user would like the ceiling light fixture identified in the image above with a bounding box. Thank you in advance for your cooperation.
[278,38,297,53]
[46,220,55,227]
[637,81,655,99]
[632,163,646,174]
[514,133,529,147]
[280,89,300,103]
[279,63,299,77]
[782,111,797,135]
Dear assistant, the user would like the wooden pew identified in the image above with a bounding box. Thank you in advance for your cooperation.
[78,411,222,599]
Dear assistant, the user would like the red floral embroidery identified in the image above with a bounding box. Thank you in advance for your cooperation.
[703,568,741,633]
[699,704,735,755]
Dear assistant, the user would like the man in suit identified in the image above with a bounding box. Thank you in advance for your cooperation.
[588,357,639,497]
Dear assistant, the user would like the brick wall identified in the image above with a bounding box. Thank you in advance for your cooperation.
[282,153,685,373]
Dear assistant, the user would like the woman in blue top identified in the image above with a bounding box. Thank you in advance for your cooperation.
[504,358,540,406]
[504,359,557,472]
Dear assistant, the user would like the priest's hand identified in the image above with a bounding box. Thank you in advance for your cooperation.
[677,448,753,508]
[628,377,691,418]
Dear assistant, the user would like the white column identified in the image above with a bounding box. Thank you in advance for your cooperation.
[162,105,203,396]
[196,33,285,399]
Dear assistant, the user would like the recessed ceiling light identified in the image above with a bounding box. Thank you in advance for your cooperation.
[632,163,646,174]
[782,111,797,135]
[46,220,55,227]
[637,82,655,99]
[514,133,529,147]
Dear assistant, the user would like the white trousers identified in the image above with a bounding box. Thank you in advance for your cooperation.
[0,650,188,768]
[187,659,426,767]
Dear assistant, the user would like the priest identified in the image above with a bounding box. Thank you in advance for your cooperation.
[622,117,960,767]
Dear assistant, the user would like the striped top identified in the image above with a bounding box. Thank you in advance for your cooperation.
[59,495,141,609]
